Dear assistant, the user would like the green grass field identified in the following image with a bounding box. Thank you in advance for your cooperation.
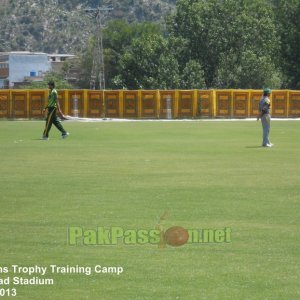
[0,120,299,300]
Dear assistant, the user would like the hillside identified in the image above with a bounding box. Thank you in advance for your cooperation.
[0,0,175,54]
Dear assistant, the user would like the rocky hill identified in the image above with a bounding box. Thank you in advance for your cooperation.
[0,0,175,54]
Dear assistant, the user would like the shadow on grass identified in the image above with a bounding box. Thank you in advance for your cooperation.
[32,138,47,141]
[32,138,56,141]
[245,146,263,149]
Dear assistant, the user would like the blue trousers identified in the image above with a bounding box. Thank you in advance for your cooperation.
[261,114,271,146]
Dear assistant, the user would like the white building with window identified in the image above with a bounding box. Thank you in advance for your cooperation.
[0,52,51,87]
[0,52,75,88]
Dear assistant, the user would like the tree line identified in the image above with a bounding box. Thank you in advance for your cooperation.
[35,0,300,90]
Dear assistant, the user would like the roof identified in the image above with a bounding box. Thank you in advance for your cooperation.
[0,52,75,57]
[0,51,48,56]
[48,54,76,58]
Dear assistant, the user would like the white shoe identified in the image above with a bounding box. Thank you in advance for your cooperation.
[41,136,49,141]
[62,132,70,139]
[263,144,272,147]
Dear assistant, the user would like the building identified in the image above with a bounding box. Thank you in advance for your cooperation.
[48,53,76,73]
[0,52,51,88]
[0,52,76,88]
[0,55,9,88]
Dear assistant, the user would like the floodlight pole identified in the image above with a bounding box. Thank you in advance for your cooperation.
[85,6,113,90]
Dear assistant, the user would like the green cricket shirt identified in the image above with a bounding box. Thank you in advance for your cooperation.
[48,89,58,108]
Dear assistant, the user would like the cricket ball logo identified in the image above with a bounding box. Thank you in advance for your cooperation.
[156,210,189,248]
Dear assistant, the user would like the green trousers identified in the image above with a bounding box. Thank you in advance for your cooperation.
[43,107,66,138]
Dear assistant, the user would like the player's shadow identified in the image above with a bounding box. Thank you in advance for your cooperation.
[245,146,263,148]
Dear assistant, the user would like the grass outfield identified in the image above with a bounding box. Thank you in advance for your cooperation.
[0,120,299,300]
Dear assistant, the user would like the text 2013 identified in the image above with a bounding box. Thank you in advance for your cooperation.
[0,288,17,297]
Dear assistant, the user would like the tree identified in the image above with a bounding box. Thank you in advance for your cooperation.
[110,22,210,90]
[157,53,181,89]
[113,32,207,90]
[274,0,300,88]
[214,50,282,89]
[116,33,176,89]
[103,20,162,88]
[76,38,95,89]
[167,0,281,88]
[181,60,206,89]
[76,20,163,89]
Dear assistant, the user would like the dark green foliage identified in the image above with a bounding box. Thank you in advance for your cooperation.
[274,0,300,88]
[167,0,282,88]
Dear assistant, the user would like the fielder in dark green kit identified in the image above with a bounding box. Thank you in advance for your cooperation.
[42,80,69,140]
